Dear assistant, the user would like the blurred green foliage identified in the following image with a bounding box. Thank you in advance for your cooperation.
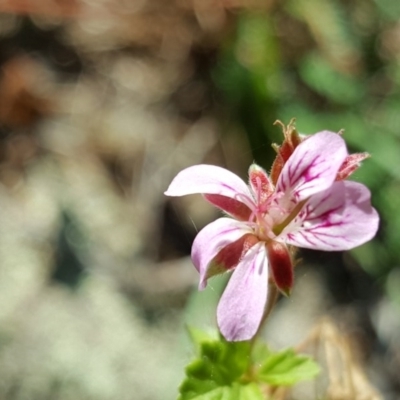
[213,0,400,304]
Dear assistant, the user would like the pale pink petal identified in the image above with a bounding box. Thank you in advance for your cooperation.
[191,218,253,289]
[165,165,254,210]
[281,181,379,251]
[217,242,268,341]
[276,131,348,201]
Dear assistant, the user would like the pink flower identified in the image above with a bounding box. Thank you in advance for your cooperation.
[165,131,379,341]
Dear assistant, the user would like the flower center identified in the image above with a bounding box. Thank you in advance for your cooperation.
[249,192,306,242]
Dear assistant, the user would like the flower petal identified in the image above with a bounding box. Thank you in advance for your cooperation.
[217,242,268,341]
[165,164,254,210]
[276,131,348,201]
[281,181,379,251]
[191,218,253,289]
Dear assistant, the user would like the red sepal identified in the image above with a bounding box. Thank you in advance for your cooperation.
[204,194,252,221]
[208,233,259,277]
[336,153,369,181]
[270,119,301,185]
[267,241,294,296]
[248,164,274,204]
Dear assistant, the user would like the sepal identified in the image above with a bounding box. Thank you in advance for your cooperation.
[336,152,370,181]
[205,233,259,285]
[248,164,274,205]
[267,241,294,296]
[204,194,252,221]
[270,119,302,184]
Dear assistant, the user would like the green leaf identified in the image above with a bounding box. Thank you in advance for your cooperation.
[179,383,265,400]
[256,348,320,386]
[238,383,265,400]
[178,337,252,400]
[186,326,217,354]
[181,386,231,400]
[179,333,320,399]
[251,341,270,365]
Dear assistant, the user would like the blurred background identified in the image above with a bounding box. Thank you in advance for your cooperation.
[0,0,399,399]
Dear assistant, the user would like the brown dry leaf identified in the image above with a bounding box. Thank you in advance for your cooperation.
[297,319,383,400]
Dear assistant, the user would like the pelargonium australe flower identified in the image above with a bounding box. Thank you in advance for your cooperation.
[165,131,379,341]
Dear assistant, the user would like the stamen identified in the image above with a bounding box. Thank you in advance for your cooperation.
[273,199,307,236]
